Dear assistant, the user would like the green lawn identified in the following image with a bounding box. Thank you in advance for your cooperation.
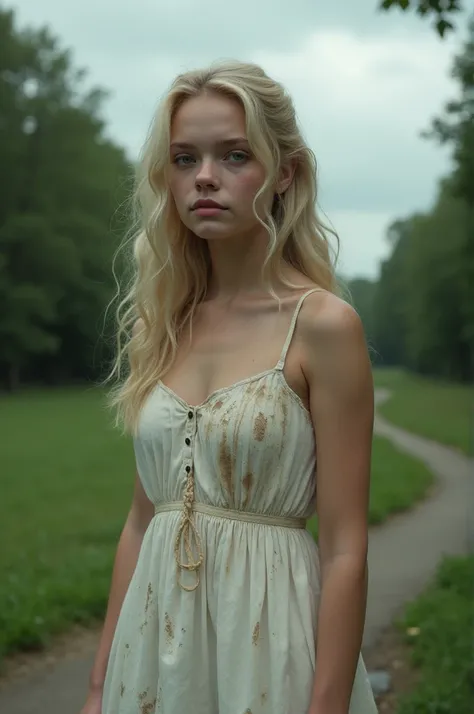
[395,555,474,714]
[374,368,472,455]
[0,386,432,664]
[0,387,134,662]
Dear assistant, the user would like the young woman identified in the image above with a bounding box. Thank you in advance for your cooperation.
[81,60,378,714]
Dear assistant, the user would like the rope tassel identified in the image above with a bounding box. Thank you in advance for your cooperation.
[174,469,204,591]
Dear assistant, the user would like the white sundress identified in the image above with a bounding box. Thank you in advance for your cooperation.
[102,289,378,714]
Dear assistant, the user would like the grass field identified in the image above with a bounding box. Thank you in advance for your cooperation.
[0,387,134,663]
[396,555,474,714]
[374,368,472,455]
[0,385,432,664]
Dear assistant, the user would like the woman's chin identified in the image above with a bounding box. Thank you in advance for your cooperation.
[193,225,236,242]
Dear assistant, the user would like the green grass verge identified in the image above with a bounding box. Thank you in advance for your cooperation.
[374,368,472,455]
[395,555,474,714]
[0,386,134,664]
[0,386,432,664]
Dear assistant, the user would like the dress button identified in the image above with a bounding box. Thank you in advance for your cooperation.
[185,465,191,473]
[188,410,194,419]
[185,437,191,446]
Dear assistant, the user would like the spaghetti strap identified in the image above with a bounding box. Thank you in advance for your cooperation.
[275,288,322,371]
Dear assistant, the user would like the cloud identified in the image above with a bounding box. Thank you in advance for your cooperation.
[253,28,456,214]
[14,0,463,61]
[13,0,320,59]
[11,0,466,276]
[331,210,394,280]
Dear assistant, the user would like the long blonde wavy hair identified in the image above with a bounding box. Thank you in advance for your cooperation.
[105,60,341,435]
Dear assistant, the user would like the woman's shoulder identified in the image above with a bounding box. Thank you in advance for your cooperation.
[299,289,362,339]
[298,290,371,397]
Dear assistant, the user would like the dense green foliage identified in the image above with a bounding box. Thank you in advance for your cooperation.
[0,8,132,392]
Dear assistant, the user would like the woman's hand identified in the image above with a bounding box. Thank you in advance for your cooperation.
[79,687,103,714]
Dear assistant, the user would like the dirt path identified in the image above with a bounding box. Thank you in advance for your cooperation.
[0,389,471,714]
[364,388,472,648]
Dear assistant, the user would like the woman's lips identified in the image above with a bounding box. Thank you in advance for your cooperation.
[193,207,226,216]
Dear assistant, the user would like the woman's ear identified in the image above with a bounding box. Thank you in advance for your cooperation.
[276,158,297,195]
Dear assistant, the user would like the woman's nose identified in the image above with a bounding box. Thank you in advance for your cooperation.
[195,159,220,189]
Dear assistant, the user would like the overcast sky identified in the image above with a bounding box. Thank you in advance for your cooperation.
[11,0,470,279]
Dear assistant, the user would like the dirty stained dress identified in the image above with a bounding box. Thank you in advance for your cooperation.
[101,289,378,714]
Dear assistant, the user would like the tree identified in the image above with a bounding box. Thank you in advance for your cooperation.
[379,0,465,37]
[425,16,474,213]
[425,16,474,368]
[347,278,377,351]
[373,219,412,368]
[0,8,132,390]
[371,14,473,381]
[404,184,471,380]
[372,179,472,381]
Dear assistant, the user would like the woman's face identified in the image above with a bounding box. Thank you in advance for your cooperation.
[168,92,271,242]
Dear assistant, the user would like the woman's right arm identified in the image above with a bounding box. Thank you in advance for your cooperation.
[80,471,154,713]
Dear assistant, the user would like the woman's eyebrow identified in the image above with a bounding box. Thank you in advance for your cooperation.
[170,137,249,150]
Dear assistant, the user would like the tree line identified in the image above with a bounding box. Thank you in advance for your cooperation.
[0,8,132,390]
[0,7,472,391]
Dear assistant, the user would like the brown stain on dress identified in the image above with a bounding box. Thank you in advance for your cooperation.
[138,689,157,714]
[261,691,268,704]
[277,391,289,460]
[205,418,213,439]
[205,399,226,439]
[253,412,267,441]
[140,588,151,634]
[120,681,125,697]
[144,582,153,613]
[252,622,260,646]
[231,388,248,458]
[164,612,174,646]
[141,699,157,714]
[219,428,234,505]
[139,618,148,635]
[242,472,253,509]
[279,393,288,437]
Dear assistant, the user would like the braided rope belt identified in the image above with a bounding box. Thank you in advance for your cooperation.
[154,472,307,592]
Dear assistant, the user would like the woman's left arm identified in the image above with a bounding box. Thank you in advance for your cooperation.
[303,296,374,714]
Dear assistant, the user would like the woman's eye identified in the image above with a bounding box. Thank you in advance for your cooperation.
[226,150,249,163]
[172,151,248,167]
[173,154,194,167]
